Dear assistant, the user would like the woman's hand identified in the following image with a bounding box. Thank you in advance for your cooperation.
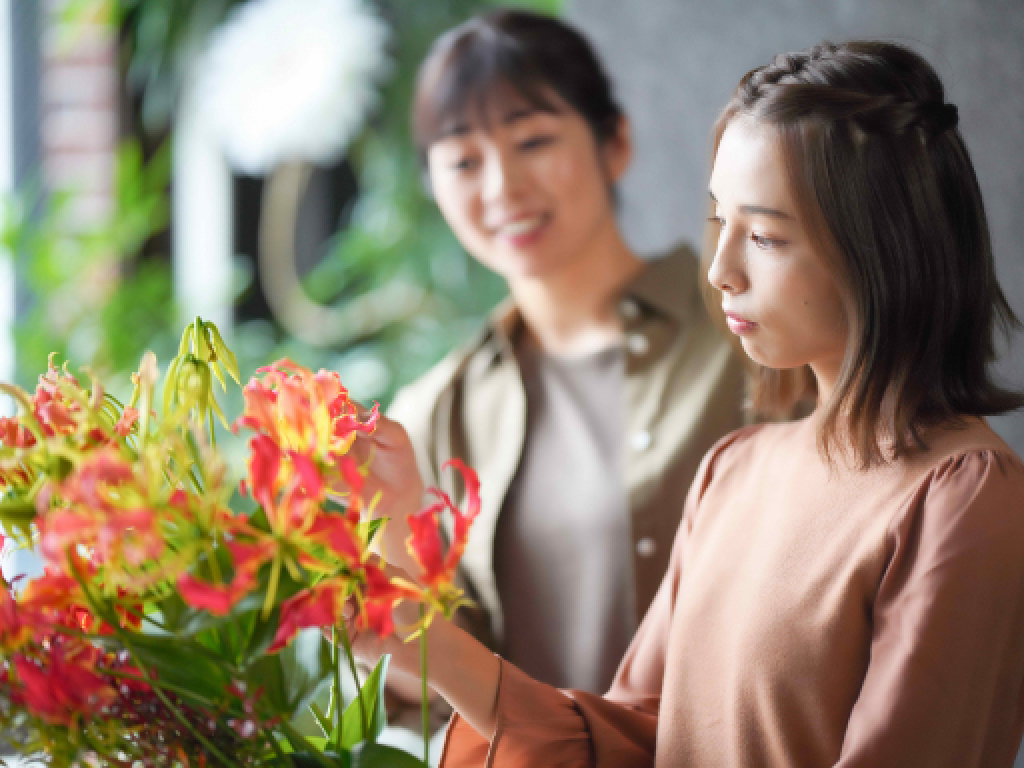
[337,410,426,575]
[348,411,424,516]
[345,563,502,742]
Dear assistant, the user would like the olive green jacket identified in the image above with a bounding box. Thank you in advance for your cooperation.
[387,244,747,646]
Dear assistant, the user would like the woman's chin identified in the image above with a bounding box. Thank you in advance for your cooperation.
[738,339,802,371]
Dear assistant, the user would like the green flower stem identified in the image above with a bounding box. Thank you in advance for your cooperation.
[263,555,282,619]
[420,605,429,766]
[339,623,368,740]
[330,626,344,740]
[144,666,236,768]
[96,666,217,708]
[264,725,294,768]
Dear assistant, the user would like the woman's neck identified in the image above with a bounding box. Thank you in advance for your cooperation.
[509,227,643,358]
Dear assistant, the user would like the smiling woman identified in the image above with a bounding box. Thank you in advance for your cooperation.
[376,7,747,734]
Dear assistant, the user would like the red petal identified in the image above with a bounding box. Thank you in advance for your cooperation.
[289,451,324,500]
[406,501,447,586]
[248,434,281,509]
[268,583,342,652]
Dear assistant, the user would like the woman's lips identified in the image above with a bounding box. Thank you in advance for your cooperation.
[495,213,549,248]
[724,311,758,335]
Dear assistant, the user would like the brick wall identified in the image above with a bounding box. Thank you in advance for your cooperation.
[40,0,117,232]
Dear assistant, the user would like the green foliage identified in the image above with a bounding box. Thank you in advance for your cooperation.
[338,656,389,748]
[1,140,176,393]
[9,0,565,411]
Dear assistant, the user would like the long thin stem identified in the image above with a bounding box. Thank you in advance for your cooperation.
[330,625,344,746]
[420,605,429,766]
[339,624,368,740]
[146,671,235,768]
[264,725,294,768]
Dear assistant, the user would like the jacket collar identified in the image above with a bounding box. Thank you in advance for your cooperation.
[479,242,701,357]
[621,242,701,326]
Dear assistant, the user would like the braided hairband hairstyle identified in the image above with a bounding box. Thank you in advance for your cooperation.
[706,41,1022,467]
[735,43,961,142]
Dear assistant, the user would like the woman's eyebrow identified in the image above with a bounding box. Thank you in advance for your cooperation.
[740,205,794,220]
[708,191,793,220]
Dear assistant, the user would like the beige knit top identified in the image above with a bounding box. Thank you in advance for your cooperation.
[441,416,1024,768]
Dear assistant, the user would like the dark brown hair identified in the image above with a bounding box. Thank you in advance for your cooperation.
[706,41,1023,466]
[412,9,623,159]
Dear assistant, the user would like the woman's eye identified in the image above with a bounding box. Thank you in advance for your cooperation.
[751,233,784,249]
[707,215,725,226]
[518,135,555,151]
[452,156,479,172]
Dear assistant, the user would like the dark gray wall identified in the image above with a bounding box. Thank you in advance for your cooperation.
[568,0,1024,456]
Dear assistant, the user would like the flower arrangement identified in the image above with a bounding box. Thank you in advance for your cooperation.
[0,319,478,767]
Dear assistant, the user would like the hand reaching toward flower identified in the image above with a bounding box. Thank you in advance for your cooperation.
[344,555,502,744]
[335,409,427,577]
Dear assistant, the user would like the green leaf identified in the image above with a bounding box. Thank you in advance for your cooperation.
[125,632,232,705]
[249,629,334,719]
[338,655,390,749]
[0,494,38,536]
[350,742,425,768]
[356,518,386,548]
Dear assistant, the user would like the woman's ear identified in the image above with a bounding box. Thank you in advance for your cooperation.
[601,115,633,184]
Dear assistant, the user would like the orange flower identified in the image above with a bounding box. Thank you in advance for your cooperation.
[236,359,378,505]
[406,459,480,590]
[38,450,164,574]
[31,358,82,438]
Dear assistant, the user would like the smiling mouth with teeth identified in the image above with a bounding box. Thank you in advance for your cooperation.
[498,215,548,239]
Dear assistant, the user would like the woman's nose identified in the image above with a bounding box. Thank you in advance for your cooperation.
[707,228,748,295]
[481,148,524,204]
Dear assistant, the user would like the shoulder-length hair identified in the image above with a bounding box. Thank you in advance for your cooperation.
[704,41,1023,467]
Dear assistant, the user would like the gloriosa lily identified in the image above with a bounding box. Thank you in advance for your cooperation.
[0,318,480,767]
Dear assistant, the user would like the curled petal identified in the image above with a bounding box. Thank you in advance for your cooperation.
[248,434,282,509]
[405,501,447,587]
[308,512,362,562]
[269,582,344,652]
[0,417,35,448]
[406,461,482,589]
[358,563,421,637]
[114,407,139,437]
[13,646,115,726]
[333,401,379,440]
[225,538,275,576]
[289,451,324,500]
[177,571,253,616]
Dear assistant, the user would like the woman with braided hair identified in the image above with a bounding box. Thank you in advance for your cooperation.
[348,40,1024,767]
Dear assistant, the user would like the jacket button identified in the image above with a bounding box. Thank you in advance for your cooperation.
[626,332,649,357]
[630,430,653,453]
[636,537,657,558]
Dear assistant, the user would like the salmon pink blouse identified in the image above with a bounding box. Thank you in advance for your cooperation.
[441,417,1024,768]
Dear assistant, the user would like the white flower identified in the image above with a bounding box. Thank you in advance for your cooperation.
[199,0,390,175]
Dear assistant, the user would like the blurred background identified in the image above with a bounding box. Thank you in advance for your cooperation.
[0,0,1021,454]
[0,0,558,440]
